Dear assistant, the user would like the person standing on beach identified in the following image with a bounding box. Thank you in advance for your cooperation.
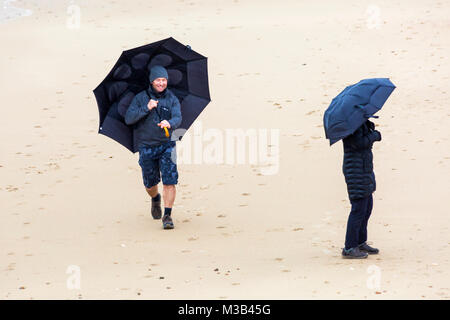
[125,66,182,230]
[341,120,381,258]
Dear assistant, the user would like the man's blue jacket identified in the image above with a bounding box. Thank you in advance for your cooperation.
[125,86,182,148]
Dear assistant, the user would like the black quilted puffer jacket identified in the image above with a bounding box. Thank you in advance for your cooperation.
[342,120,381,200]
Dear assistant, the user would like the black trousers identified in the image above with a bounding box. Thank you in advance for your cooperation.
[345,194,373,250]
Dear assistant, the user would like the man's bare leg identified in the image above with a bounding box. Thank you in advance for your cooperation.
[145,185,158,198]
[163,184,176,209]
[161,185,176,229]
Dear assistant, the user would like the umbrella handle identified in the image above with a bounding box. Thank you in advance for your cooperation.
[163,127,169,137]
[355,105,379,119]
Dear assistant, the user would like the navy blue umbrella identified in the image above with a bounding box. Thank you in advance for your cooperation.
[93,37,211,152]
[323,78,395,145]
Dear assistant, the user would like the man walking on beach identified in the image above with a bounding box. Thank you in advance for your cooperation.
[125,66,182,230]
[341,120,381,258]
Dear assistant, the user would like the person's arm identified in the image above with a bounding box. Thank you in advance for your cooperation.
[167,96,182,129]
[365,120,382,145]
[345,126,381,150]
[369,130,382,143]
[124,95,150,125]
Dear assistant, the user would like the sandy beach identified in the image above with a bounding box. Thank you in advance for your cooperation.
[1,0,449,299]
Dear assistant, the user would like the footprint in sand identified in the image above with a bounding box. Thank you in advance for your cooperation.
[6,263,16,271]
[273,103,282,109]
[299,140,310,146]
[6,185,18,192]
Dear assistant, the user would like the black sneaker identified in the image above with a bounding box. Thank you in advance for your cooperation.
[162,215,174,230]
[342,247,368,259]
[151,195,162,220]
[358,242,379,255]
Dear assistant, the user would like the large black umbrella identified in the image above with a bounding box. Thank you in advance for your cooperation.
[93,37,211,152]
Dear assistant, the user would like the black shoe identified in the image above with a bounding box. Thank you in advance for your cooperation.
[342,247,368,259]
[151,195,162,220]
[358,242,379,255]
[162,215,174,230]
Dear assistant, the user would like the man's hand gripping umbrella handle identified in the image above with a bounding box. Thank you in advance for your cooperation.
[163,127,169,137]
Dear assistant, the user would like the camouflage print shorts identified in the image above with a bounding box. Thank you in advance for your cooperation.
[138,141,178,188]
